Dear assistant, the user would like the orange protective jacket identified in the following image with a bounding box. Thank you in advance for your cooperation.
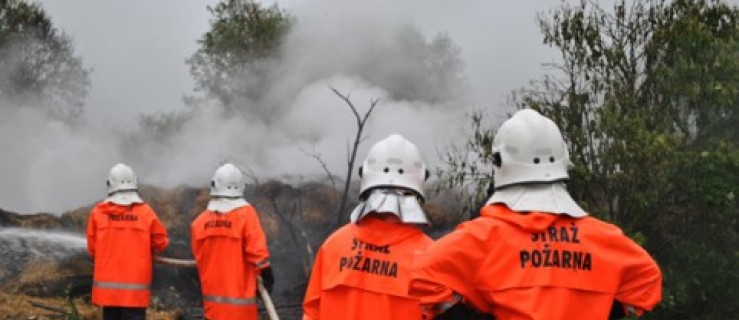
[86,201,169,307]
[303,216,434,320]
[191,205,271,320]
[410,204,662,320]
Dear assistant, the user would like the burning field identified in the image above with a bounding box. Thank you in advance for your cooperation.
[0,181,463,319]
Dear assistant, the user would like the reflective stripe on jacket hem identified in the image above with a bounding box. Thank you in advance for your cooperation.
[203,295,257,306]
[93,281,149,290]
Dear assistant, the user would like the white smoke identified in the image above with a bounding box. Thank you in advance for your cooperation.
[1,0,555,214]
[131,74,464,188]
[0,107,122,213]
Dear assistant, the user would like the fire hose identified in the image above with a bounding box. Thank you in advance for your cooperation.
[153,256,281,320]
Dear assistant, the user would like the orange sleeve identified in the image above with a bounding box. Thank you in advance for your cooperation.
[410,222,491,312]
[244,207,270,269]
[86,208,97,258]
[149,209,169,253]
[615,236,663,313]
[302,246,324,320]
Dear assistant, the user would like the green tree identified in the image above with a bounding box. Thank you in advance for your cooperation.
[435,110,497,217]
[0,0,89,124]
[188,0,292,117]
[188,1,464,120]
[441,0,737,318]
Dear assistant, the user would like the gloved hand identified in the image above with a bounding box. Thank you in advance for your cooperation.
[434,302,495,320]
[433,302,474,320]
[609,300,639,319]
[474,313,496,320]
[260,267,275,294]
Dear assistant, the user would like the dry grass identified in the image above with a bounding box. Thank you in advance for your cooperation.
[146,310,182,320]
[4,257,91,297]
[0,292,96,319]
[0,292,182,320]
[1,259,177,320]
[16,261,64,286]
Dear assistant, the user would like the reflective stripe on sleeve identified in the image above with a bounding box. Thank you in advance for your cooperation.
[203,295,257,306]
[93,281,149,290]
[255,259,271,269]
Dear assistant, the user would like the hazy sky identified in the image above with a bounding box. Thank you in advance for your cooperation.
[3,0,563,213]
[35,0,219,123]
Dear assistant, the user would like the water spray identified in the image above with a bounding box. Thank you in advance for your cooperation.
[0,227,87,260]
[0,229,282,319]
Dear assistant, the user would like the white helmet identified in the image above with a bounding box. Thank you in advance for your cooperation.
[359,134,428,200]
[492,109,570,189]
[106,163,142,205]
[207,163,248,213]
[210,163,246,198]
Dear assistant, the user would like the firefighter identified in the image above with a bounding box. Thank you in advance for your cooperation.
[191,163,273,320]
[303,134,444,320]
[409,109,663,319]
[86,163,169,320]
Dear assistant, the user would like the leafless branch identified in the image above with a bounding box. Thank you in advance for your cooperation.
[331,87,361,125]
[300,144,338,194]
[268,191,314,277]
[330,87,381,228]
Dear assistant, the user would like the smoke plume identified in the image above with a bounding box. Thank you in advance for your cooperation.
[1,0,554,213]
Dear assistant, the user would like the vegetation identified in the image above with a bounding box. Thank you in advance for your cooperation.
[440,1,738,318]
[0,0,89,124]
[187,0,293,117]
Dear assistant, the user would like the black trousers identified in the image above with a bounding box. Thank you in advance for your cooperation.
[102,307,146,320]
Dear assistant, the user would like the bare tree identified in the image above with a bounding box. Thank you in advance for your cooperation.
[330,87,380,228]
[263,182,314,277]
[301,144,338,206]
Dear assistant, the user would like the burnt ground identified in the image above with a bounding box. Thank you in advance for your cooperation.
[0,181,466,319]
